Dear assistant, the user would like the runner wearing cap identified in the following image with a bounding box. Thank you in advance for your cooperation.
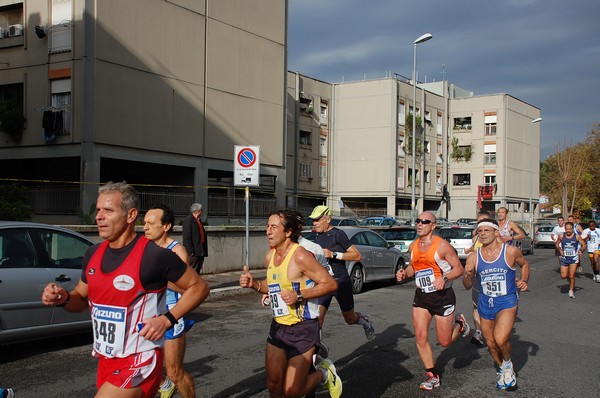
[309,205,375,342]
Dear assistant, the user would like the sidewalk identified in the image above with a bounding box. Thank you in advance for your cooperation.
[202,268,267,301]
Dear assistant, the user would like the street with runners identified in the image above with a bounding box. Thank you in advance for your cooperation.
[2,248,600,397]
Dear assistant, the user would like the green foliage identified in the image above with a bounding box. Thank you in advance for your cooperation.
[0,101,26,142]
[450,137,473,162]
[0,184,34,221]
[77,203,96,225]
[404,114,424,156]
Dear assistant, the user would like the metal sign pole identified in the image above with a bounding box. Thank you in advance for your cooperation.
[245,186,250,267]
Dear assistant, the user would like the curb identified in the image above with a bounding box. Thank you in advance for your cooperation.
[205,285,255,302]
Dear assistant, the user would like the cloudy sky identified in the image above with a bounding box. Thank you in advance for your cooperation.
[287,0,599,159]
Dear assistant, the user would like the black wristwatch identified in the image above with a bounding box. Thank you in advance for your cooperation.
[296,291,304,303]
[442,275,449,283]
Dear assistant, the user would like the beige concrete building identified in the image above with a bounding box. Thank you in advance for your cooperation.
[0,0,287,223]
[294,76,541,222]
[286,72,332,213]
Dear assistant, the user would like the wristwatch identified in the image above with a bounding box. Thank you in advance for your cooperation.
[296,290,304,303]
[442,275,449,283]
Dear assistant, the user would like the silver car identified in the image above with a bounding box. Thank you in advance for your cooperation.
[514,225,535,255]
[534,225,555,248]
[304,227,407,293]
[0,221,93,344]
[436,226,475,261]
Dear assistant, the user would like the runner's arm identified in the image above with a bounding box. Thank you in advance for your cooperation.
[41,279,89,312]
[510,221,526,240]
[462,253,476,290]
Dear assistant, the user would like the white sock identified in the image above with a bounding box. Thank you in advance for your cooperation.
[319,367,329,384]
[502,359,513,370]
[356,312,368,327]
[160,377,173,390]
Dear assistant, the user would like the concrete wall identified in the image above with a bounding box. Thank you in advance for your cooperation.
[71,225,271,274]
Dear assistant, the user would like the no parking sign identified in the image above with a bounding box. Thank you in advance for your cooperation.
[234,145,260,186]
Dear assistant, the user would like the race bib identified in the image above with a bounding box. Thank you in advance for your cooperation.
[268,283,290,318]
[564,248,576,257]
[481,274,507,297]
[91,304,127,358]
[415,268,437,293]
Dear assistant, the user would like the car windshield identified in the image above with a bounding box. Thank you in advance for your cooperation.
[382,230,417,240]
[538,226,554,232]
[439,228,474,239]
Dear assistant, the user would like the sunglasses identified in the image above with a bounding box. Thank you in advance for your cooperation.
[415,218,434,225]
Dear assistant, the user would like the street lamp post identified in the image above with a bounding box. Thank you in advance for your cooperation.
[411,33,433,226]
[529,117,542,236]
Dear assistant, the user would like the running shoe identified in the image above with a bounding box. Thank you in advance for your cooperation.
[158,379,176,398]
[503,364,517,389]
[318,358,343,398]
[568,290,575,299]
[596,275,600,283]
[419,372,440,390]
[357,312,375,341]
[595,274,599,282]
[455,313,470,337]
[495,369,506,390]
[470,330,486,346]
[577,266,582,273]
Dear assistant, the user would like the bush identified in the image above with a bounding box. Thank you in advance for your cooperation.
[0,184,34,221]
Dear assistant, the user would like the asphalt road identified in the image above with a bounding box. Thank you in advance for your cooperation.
[1,247,599,397]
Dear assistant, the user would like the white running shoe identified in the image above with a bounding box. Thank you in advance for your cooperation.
[503,364,517,389]
[568,290,575,299]
[496,369,506,390]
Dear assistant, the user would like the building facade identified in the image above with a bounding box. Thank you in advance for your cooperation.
[0,0,287,223]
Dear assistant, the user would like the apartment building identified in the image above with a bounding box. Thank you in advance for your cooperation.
[446,93,541,221]
[286,72,332,213]
[0,0,287,223]
[290,76,541,221]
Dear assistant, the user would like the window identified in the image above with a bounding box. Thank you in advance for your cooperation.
[424,140,431,155]
[484,114,497,136]
[484,143,496,165]
[484,174,496,185]
[320,101,328,125]
[397,166,404,189]
[453,116,472,131]
[299,163,312,179]
[319,136,327,157]
[51,78,71,135]
[319,164,327,188]
[0,82,24,111]
[453,173,471,186]
[398,100,405,126]
[0,3,24,48]
[39,229,90,269]
[299,130,311,146]
[398,137,405,157]
[424,170,430,185]
[50,0,72,53]
[437,112,443,135]
[300,96,313,114]
[424,111,431,124]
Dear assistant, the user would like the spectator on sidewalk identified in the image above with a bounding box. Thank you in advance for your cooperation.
[183,203,208,274]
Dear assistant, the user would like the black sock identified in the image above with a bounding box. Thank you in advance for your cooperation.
[426,367,436,374]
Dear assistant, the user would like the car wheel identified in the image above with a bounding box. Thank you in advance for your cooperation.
[393,259,405,283]
[350,265,364,294]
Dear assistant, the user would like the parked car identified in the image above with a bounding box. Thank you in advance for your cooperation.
[456,218,478,225]
[359,217,404,227]
[534,225,555,248]
[379,227,417,254]
[330,217,360,227]
[514,225,534,255]
[0,221,94,344]
[303,227,407,293]
[436,226,475,261]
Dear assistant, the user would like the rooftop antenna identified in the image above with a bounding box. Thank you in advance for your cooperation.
[441,64,446,81]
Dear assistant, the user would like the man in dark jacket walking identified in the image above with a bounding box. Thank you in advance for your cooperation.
[183,203,208,273]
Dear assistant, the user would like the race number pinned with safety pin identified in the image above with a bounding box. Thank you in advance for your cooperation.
[415,268,437,293]
[268,283,289,318]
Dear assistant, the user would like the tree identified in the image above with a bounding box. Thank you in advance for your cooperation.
[0,184,34,221]
[405,113,423,157]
